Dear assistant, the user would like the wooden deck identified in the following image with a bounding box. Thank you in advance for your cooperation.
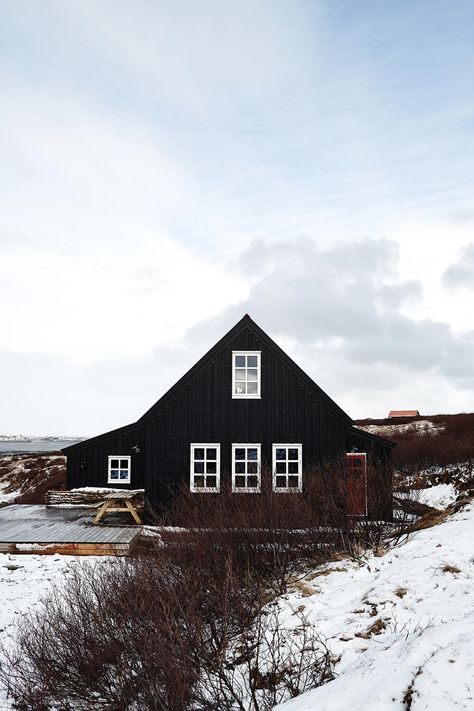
[0,505,141,556]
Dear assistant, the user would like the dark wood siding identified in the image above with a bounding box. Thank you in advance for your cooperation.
[64,315,394,517]
[144,327,350,509]
[66,427,145,491]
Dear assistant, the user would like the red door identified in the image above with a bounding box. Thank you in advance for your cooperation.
[346,453,367,516]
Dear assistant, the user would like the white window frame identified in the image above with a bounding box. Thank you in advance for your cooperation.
[272,444,303,492]
[232,351,261,399]
[107,455,131,484]
[190,443,220,492]
[231,443,261,493]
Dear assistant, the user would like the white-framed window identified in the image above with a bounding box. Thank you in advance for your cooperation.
[190,444,220,492]
[108,455,131,484]
[272,444,303,492]
[232,444,261,492]
[232,351,261,398]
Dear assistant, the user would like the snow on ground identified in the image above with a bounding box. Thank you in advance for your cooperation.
[0,554,86,709]
[396,483,459,510]
[0,454,65,505]
[416,483,458,509]
[0,502,473,710]
[0,485,18,506]
[276,501,474,710]
[359,419,444,437]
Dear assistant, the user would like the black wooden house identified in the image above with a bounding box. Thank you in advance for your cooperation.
[63,315,394,517]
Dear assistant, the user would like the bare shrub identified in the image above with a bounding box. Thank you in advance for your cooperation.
[385,413,474,470]
[0,452,66,506]
[194,603,333,711]
[0,534,334,711]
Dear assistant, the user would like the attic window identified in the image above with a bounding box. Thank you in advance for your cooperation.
[272,444,302,492]
[190,444,220,492]
[108,456,131,484]
[232,351,261,398]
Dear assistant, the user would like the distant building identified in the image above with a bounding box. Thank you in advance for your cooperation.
[388,410,420,418]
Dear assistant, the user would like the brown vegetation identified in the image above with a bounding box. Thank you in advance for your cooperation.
[0,518,335,711]
[0,453,66,507]
[357,413,474,471]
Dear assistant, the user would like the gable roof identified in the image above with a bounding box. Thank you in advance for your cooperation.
[63,314,353,453]
[138,313,353,426]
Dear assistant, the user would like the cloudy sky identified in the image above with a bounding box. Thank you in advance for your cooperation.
[1,0,474,435]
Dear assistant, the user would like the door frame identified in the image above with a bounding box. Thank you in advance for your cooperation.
[345,452,368,517]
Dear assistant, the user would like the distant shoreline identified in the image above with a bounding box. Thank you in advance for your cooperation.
[0,439,84,455]
[0,437,84,443]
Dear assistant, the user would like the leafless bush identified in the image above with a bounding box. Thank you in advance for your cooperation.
[388,413,474,470]
[1,459,398,709]
[194,603,333,711]
[0,533,334,711]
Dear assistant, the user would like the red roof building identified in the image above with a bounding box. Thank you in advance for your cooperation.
[388,410,420,418]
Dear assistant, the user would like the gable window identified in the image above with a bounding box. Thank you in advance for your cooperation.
[232,351,261,398]
[232,444,261,492]
[108,455,131,484]
[272,444,302,492]
[190,444,220,492]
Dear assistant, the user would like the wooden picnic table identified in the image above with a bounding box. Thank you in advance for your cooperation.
[92,491,143,525]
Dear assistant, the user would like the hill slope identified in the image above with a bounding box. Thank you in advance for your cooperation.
[276,499,474,710]
[0,454,65,507]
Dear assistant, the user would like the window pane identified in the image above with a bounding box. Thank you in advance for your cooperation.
[235,382,246,394]
[206,448,217,460]
[110,459,119,469]
[247,475,258,488]
[247,461,257,474]
[275,448,287,460]
[119,470,129,479]
[288,476,300,488]
[247,381,258,394]
[194,476,204,488]
[235,448,246,460]
[235,355,246,367]
[235,462,245,474]
[110,470,119,479]
[194,448,204,460]
[194,461,205,474]
[206,461,217,474]
[276,462,286,474]
[120,459,129,469]
[288,462,299,474]
[235,475,246,488]
[288,449,299,460]
[235,368,246,380]
[247,448,258,460]
[206,476,217,488]
[247,355,258,367]
[247,369,258,381]
[275,475,287,488]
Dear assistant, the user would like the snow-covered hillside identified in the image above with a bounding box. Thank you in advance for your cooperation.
[0,454,65,506]
[276,500,474,710]
[357,419,444,437]
[1,501,473,709]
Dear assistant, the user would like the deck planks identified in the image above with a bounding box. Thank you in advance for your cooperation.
[0,505,141,555]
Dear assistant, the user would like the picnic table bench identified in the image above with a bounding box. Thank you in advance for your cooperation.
[92,490,143,525]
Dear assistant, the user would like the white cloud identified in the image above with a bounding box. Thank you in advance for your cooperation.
[2,1,474,432]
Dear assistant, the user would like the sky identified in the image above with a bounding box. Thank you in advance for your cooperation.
[1,0,474,435]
